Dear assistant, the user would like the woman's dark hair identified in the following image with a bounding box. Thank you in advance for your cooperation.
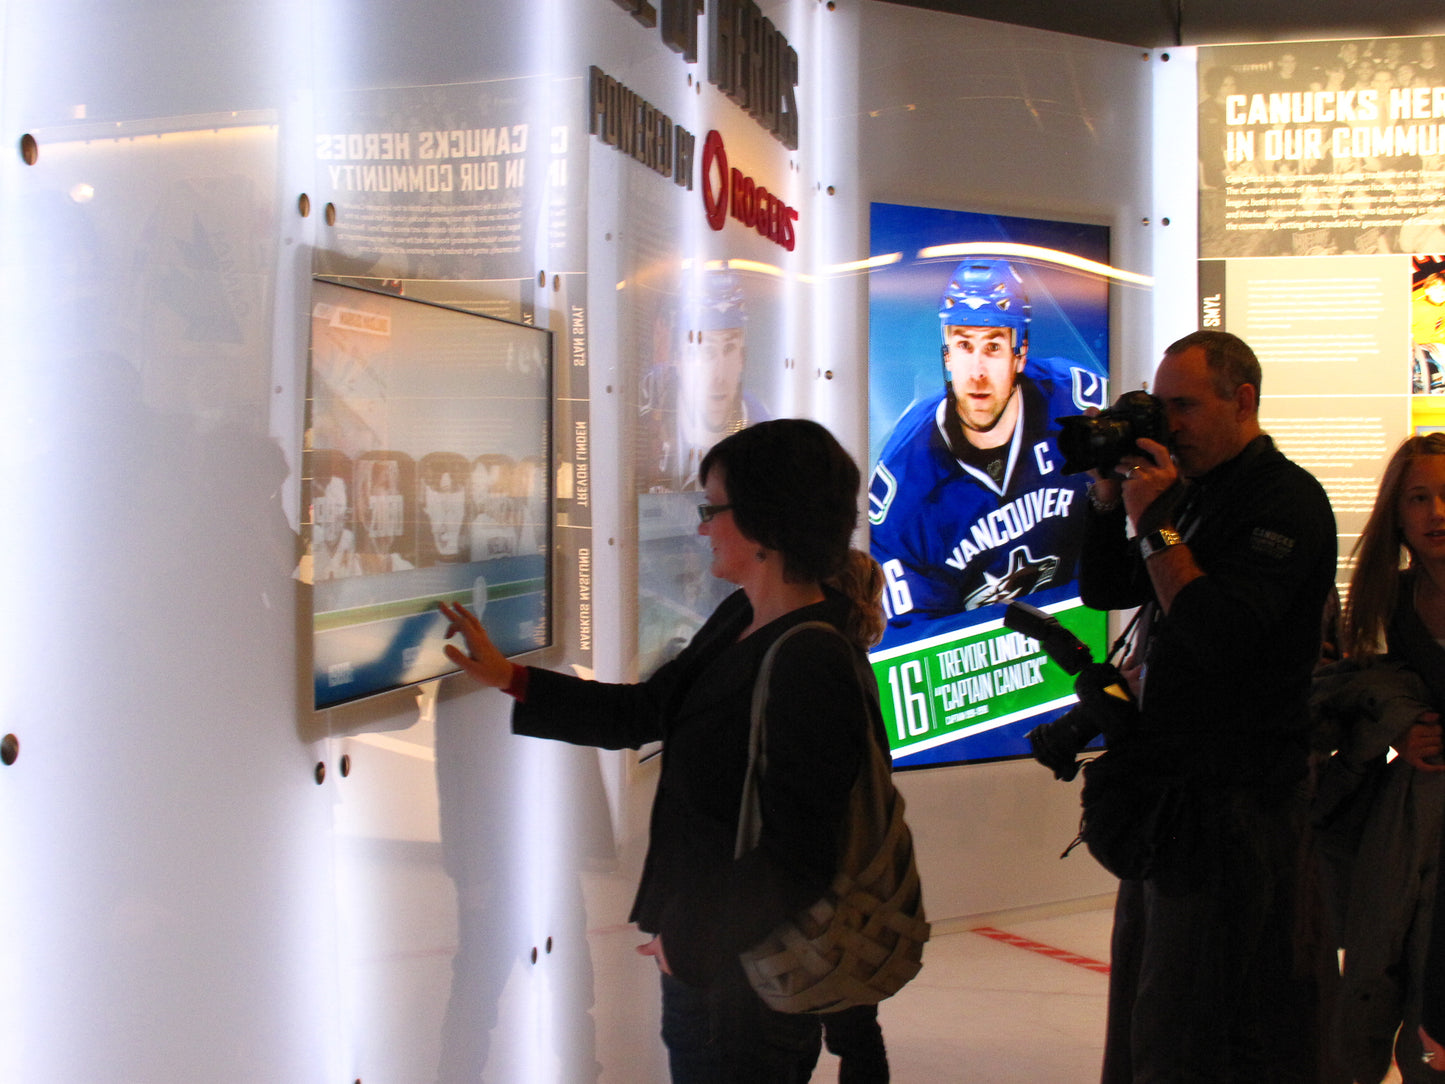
[700,418,857,581]
[699,419,884,647]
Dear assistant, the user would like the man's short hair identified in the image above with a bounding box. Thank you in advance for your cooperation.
[1164,329,1262,403]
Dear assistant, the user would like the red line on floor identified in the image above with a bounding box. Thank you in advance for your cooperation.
[970,925,1112,975]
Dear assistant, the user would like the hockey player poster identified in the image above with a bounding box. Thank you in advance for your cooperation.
[867,203,1111,768]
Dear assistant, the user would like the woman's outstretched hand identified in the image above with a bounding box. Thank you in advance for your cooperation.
[439,600,513,688]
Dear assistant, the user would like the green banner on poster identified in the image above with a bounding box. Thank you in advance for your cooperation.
[870,600,1106,760]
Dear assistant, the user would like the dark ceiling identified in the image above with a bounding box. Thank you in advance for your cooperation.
[877,0,1445,49]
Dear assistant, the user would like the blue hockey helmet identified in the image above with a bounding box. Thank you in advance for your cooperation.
[938,259,1030,351]
[683,268,746,332]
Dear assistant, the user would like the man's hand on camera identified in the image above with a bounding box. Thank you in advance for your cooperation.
[1082,408,1125,511]
[1117,437,1201,613]
[1118,437,1178,532]
[1087,473,1124,513]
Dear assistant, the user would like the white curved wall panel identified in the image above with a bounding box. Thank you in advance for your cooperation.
[0,0,1160,1079]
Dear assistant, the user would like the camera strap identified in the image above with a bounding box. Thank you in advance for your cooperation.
[1107,607,1144,669]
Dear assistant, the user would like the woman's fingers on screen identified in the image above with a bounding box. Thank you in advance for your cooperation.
[439,600,475,633]
[440,603,511,687]
[443,641,487,682]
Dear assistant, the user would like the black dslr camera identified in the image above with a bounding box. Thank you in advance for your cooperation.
[1055,389,1169,476]
[1003,601,1137,782]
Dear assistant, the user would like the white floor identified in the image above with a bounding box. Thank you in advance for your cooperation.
[586,899,1115,1083]
[829,906,1408,1084]
[824,907,1116,1083]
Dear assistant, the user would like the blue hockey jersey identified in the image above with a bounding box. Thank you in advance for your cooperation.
[869,356,1106,647]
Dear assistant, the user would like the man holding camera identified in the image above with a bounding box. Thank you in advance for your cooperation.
[1080,330,1336,1082]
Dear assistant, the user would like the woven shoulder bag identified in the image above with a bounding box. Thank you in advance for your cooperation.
[735,621,930,1014]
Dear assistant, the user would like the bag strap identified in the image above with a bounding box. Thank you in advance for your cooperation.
[734,621,844,860]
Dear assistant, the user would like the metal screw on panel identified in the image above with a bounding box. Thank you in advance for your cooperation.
[19,134,38,165]
[1,734,18,766]
[324,202,337,226]
[314,761,326,785]
[340,754,352,778]
[298,193,311,217]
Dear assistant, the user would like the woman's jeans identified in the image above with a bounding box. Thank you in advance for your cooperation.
[660,968,821,1083]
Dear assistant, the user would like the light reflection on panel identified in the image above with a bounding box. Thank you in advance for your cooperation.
[624,0,825,685]
[329,701,451,1081]
[0,0,1165,1081]
[312,0,607,1079]
[325,688,617,1082]
[0,1,341,1073]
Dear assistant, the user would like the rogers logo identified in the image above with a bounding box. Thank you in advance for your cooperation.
[701,130,798,251]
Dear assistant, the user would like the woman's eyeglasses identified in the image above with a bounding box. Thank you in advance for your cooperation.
[697,503,733,524]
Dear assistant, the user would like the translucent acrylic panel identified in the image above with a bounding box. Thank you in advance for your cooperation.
[325,688,619,1082]
[0,1,1163,1082]
[307,0,616,1079]
[0,1,340,1081]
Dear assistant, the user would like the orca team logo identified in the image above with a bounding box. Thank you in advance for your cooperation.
[963,546,1061,610]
